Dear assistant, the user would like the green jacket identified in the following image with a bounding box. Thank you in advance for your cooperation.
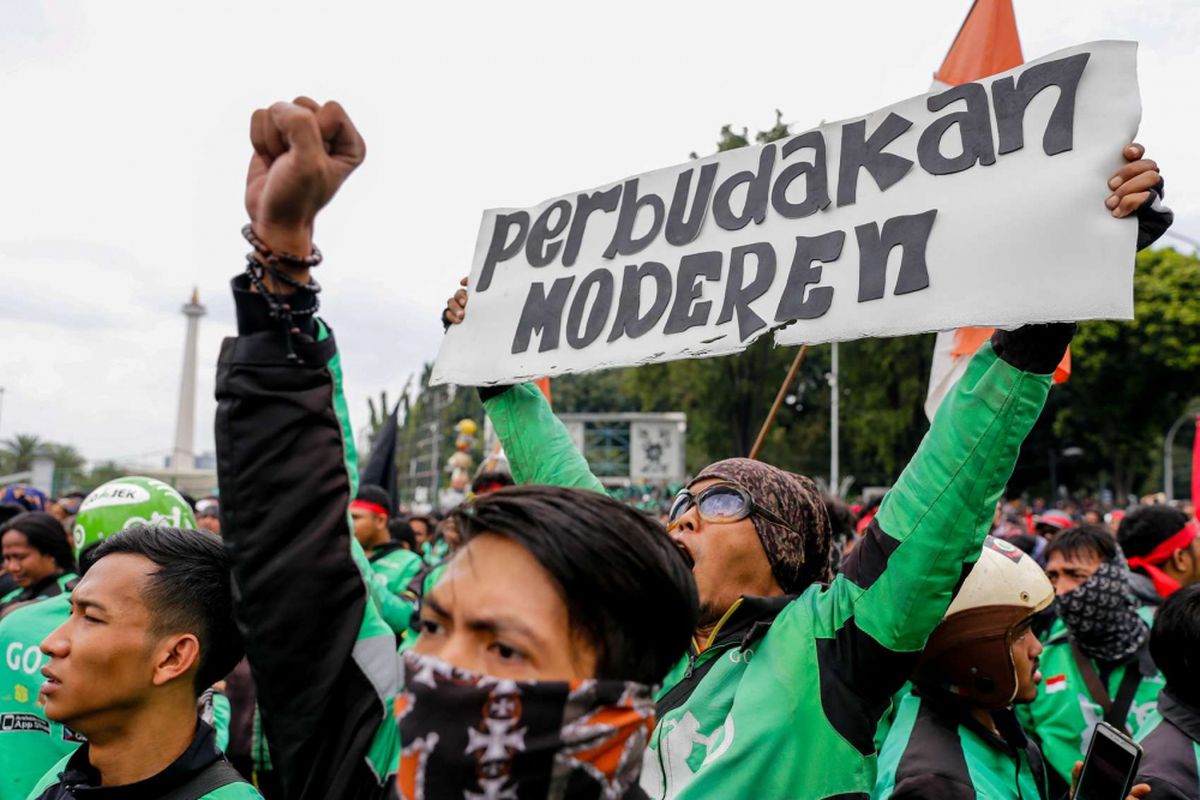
[0,594,81,800]
[1015,614,1163,788]
[0,573,76,612]
[366,543,425,633]
[484,337,1055,798]
[873,688,1047,799]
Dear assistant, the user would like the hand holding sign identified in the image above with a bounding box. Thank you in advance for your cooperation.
[1107,143,1159,218]
[245,97,366,271]
[443,277,470,327]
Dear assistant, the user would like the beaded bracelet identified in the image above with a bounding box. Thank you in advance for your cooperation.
[241,231,322,359]
[242,224,323,268]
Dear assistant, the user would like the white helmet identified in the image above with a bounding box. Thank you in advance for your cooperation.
[916,536,1054,708]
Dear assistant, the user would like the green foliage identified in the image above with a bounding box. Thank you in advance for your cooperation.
[1050,247,1200,498]
[838,335,935,486]
[78,461,128,492]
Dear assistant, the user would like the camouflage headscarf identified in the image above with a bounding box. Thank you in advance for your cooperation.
[691,458,833,593]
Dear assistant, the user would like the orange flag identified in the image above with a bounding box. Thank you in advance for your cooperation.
[924,0,1070,420]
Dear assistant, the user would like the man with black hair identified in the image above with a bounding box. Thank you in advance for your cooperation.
[470,470,513,496]
[352,484,424,634]
[0,477,201,800]
[1119,505,1200,599]
[1135,583,1200,799]
[215,96,699,799]
[386,518,418,552]
[27,525,258,799]
[1018,525,1164,794]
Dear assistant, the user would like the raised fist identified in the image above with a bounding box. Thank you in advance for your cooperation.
[245,96,366,256]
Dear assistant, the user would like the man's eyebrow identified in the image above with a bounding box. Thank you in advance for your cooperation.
[464,614,548,649]
[423,594,550,649]
[71,597,108,614]
[423,594,450,618]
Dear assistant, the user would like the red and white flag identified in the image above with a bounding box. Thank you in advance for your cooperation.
[923,0,1071,420]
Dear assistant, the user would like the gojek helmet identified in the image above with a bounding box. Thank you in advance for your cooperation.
[72,477,196,559]
[916,536,1054,708]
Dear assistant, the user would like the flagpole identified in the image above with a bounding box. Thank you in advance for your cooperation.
[830,342,840,496]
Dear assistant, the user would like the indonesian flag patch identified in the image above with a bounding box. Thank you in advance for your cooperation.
[1045,675,1067,694]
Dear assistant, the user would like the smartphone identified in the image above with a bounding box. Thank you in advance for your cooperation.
[1074,721,1143,800]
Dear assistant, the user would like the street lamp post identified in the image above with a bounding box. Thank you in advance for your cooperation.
[1163,409,1198,501]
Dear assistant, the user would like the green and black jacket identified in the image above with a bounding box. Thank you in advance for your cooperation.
[483,326,1068,798]
[1134,691,1200,800]
[872,687,1048,799]
[217,278,399,800]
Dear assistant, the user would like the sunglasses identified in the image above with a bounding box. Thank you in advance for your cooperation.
[668,482,801,539]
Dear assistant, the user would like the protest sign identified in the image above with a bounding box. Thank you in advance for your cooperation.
[432,41,1140,386]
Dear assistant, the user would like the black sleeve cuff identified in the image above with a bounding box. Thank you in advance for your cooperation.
[231,273,319,339]
[478,385,514,403]
[1135,178,1173,251]
[990,323,1075,375]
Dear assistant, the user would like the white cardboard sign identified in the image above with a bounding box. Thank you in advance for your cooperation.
[432,41,1140,386]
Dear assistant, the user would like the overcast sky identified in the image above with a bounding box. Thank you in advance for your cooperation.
[1,0,1196,468]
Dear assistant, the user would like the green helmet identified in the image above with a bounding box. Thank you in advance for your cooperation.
[73,476,197,557]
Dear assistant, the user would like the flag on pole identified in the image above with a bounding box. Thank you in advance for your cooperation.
[923,0,1071,420]
[361,400,401,514]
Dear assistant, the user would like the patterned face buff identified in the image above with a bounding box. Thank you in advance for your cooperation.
[1056,559,1149,662]
[395,651,656,800]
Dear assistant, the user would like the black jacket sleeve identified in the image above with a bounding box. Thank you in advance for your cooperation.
[216,276,396,800]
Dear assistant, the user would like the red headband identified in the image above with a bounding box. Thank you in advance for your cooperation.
[1126,520,1198,599]
[351,500,389,517]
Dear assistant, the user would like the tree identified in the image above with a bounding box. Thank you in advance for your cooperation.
[46,443,86,492]
[1,433,42,473]
[80,461,127,493]
[1049,247,1200,499]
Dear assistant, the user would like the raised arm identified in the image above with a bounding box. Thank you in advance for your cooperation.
[442,280,606,493]
[817,145,1171,755]
[482,383,607,492]
[217,97,397,800]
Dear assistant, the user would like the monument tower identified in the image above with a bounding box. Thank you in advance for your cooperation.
[170,288,206,470]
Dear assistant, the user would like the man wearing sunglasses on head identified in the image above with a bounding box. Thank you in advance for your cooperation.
[442,143,1173,800]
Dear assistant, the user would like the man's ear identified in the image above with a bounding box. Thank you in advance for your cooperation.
[1169,546,1192,576]
[151,634,201,688]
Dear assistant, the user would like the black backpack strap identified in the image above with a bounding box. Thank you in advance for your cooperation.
[1105,646,1152,732]
[156,759,248,800]
[1069,640,1113,715]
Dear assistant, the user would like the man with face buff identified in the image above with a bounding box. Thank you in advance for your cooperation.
[1018,525,1164,795]
[441,142,1170,799]
[215,97,699,800]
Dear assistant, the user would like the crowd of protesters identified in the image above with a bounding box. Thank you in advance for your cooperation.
[0,96,1195,800]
